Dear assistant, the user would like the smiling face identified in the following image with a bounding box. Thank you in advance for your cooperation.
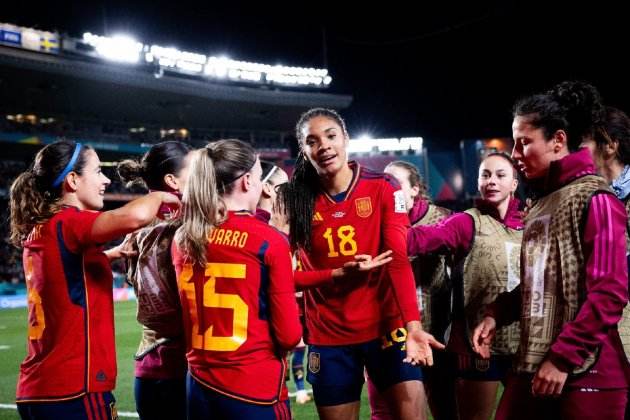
[299,115,349,178]
[73,148,111,210]
[478,155,517,207]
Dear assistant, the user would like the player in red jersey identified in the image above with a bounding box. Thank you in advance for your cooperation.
[266,173,394,410]
[286,108,444,420]
[172,139,302,419]
[257,161,313,405]
[9,140,180,420]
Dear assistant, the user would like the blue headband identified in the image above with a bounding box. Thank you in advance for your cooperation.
[52,143,82,188]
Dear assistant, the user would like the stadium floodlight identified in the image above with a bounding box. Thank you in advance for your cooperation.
[76,28,332,87]
[149,45,206,73]
[205,56,232,78]
[348,136,383,154]
[348,137,424,154]
[83,33,142,63]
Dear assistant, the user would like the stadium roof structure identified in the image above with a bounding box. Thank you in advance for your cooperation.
[0,44,352,133]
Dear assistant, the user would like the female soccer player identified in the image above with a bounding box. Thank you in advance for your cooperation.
[580,106,630,418]
[172,139,302,419]
[473,81,630,419]
[287,108,444,420]
[256,162,312,405]
[261,164,394,407]
[10,140,180,419]
[371,160,454,420]
[257,160,289,223]
[404,153,522,420]
[117,141,193,420]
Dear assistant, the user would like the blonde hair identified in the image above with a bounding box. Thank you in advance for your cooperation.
[175,139,256,266]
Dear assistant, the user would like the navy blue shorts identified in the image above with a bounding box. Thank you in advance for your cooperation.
[454,353,512,381]
[17,392,117,420]
[186,373,291,420]
[307,327,423,406]
[135,377,186,420]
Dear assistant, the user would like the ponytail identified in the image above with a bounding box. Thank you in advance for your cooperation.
[118,141,193,191]
[287,153,319,250]
[175,139,256,266]
[117,158,146,189]
[9,171,61,246]
[175,148,224,266]
[9,140,92,247]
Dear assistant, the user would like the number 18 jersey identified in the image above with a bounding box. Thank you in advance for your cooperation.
[300,162,420,346]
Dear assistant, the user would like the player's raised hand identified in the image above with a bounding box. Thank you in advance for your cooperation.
[403,321,445,366]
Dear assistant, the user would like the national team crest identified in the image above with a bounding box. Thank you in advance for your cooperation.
[474,358,490,372]
[308,351,321,373]
[355,197,373,218]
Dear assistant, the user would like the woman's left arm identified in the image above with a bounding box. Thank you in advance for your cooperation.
[548,192,629,370]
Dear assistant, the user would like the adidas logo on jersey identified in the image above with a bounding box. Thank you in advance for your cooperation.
[313,212,324,221]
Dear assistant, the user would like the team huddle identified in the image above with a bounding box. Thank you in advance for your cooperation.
[9,80,630,420]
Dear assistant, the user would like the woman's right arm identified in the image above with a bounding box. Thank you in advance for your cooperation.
[407,212,474,256]
[472,285,522,357]
[295,251,393,290]
[90,191,180,244]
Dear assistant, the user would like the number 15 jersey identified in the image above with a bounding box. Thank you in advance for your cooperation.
[173,211,301,404]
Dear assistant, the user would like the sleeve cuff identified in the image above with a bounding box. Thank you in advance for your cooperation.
[546,350,573,373]
[484,303,498,323]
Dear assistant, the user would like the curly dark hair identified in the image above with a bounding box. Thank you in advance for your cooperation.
[513,80,606,151]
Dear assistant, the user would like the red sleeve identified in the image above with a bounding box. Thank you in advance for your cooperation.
[266,236,302,350]
[62,209,102,251]
[381,182,421,323]
[407,212,474,257]
[548,193,629,370]
[295,270,334,291]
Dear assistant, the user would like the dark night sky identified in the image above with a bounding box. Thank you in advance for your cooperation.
[3,1,630,148]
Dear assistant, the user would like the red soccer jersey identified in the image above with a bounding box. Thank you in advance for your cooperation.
[16,207,116,402]
[299,162,420,345]
[173,211,301,404]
